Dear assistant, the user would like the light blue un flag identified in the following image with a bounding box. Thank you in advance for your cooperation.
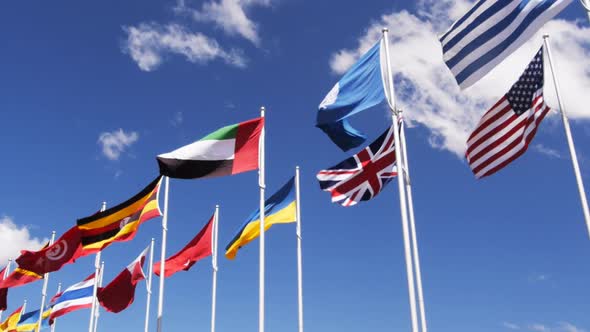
[440,0,572,89]
[316,39,387,151]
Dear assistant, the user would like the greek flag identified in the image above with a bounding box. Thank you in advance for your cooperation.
[440,0,572,89]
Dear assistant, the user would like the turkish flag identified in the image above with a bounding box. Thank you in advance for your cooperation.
[16,227,84,275]
[154,216,213,278]
[97,246,148,313]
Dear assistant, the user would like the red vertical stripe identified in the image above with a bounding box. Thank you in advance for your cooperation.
[232,117,264,175]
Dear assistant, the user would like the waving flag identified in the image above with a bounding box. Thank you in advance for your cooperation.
[16,308,50,332]
[0,306,23,332]
[76,177,162,253]
[16,227,84,275]
[154,217,213,278]
[50,274,95,323]
[0,268,43,289]
[316,39,387,151]
[226,177,296,259]
[0,265,9,311]
[466,48,550,178]
[440,0,572,89]
[317,124,399,207]
[97,246,148,313]
[157,117,264,179]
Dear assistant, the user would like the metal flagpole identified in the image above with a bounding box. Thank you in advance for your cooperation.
[399,113,428,332]
[211,205,219,332]
[258,106,266,332]
[88,202,106,332]
[580,0,590,23]
[295,166,304,332]
[0,259,12,322]
[144,238,155,332]
[381,28,419,332]
[543,35,590,239]
[157,176,170,332]
[36,231,56,332]
[92,261,104,332]
[50,283,62,332]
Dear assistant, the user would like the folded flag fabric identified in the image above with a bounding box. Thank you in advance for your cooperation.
[154,216,213,278]
[316,39,388,151]
[157,117,264,179]
[0,268,43,290]
[226,177,296,260]
[466,47,550,178]
[440,0,572,89]
[0,265,9,311]
[317,123,399,207]
[16,227,84,275]
[16,308,50,332]
[76,177,162,253]
[0,306,23,332]
[49,274,95,323]
[97,246,149,313]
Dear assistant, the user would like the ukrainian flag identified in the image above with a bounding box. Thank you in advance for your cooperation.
[226,177,296,259]
[16,308,51,332]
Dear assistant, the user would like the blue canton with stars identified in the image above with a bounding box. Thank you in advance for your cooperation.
[506,48,544,116]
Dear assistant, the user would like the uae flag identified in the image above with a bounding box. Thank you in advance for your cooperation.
[157,117,264,179]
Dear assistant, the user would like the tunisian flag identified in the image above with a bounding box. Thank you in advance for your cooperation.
[154,216,213,278]
[16,227,84,275]
[97,246,149,313]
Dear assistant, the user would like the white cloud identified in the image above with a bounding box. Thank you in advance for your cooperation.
[98,128,139,160]
[329,0,590,157]
[530,324,552,332]
[123,23,246,71]
[187,0,272,45]
[534,144,562,158]
[0,216,46,265]
[558,322,587,332]
[170,111,184,127]
[504,322,521,330]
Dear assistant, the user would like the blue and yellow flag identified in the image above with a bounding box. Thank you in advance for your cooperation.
[225,177,296,259]
[16,308,51,332]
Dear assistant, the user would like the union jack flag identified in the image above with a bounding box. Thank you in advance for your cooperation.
[317,122,400,207]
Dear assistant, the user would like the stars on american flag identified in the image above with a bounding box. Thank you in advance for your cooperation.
[506,49,544,115]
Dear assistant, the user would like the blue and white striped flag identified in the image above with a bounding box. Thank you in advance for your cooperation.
[440,0,572,89]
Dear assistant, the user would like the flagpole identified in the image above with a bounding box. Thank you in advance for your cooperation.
[50,283,61,332]
[36,231,56,332]
[543,35,590,239]
[258,106,266,332]
[92,261,104,332]
[157,176,170,332]
[211,205,219,332]
[0,259,12,322]
[144,238,155,332]
[399,112,428,332]
[295,166,304,332]
[89,202,106,332]
[381,28,419,332]
[580,0,590,23]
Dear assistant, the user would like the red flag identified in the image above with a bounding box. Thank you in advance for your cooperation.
[0,268,42,289]
[154,216,213,278]
[97,246,148,313]
[0,266,8,311]
[16,227,85,275]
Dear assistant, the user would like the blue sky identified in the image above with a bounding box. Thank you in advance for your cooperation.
[1,1,590,332]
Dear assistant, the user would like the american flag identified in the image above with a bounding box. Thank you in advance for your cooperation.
[466,47,551,179]
[316,123,399,207]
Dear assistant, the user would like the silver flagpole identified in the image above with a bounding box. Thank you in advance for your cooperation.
[0,259,12,322]
[295,166,304,332]
[88,202,106,332]
[543,35,590,239]
[144,238,155,332]
[50,283,62,332]
[399,112,428,332]
[580,0,590,23]
[157,176,170,332]
[211,205,219,332]
[381,28,419,332]
[36,231,56,332]
[92,261,104,332]
[258,106,266,332]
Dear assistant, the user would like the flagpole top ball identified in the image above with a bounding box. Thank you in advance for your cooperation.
[543,34,549,39]
[382,28,389,32]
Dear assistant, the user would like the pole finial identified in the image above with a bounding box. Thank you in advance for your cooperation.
[296,165,300,170]
[215,204,220,209]
[543,33,549,39]
[382,27,389,33]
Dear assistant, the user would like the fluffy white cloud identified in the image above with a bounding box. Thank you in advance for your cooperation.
[123,23,246,71]
[98,128,139,160]
[504,322,522,330]
[329,0,590,157]
[0,216,46,265]
[186,0,271,45]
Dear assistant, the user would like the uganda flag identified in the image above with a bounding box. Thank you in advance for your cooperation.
[157,117,264,179]
[76,176,162,252]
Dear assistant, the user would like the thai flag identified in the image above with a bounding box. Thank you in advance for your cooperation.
[49,273,95,323]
